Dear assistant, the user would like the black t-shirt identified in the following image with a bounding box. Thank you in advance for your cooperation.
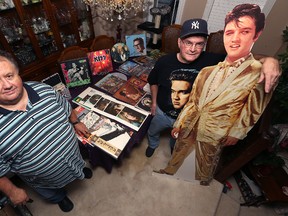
[148,52,225,118]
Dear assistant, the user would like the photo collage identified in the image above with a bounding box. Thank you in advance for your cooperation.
[75,106,134,159]
[73,87,150,132]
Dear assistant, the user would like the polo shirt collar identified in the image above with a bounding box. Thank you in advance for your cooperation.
[24,83,41,103]
[0,83,40,115]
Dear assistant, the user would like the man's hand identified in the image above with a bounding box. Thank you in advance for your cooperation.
[150,85,158,116]
[74,122,90,137]
[8,187,29,206]
[259,57,281,93]
[150,103,157,116]
[0,177,30,206]
[171,128,180,139]
[222,136,239,146]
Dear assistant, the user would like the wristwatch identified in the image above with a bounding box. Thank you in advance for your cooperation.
[71,120,80,126]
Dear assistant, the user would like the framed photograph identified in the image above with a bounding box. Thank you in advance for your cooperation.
[60,57,91,88]
[125,34,147,57]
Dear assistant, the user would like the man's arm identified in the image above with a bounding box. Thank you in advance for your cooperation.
[0,176,29,205]
[254,55,281,93]
[150,84,158,116]
[69,109,89,137]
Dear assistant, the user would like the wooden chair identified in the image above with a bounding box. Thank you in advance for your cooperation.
[161,24,182,53]
[58,46,88,63]
[205,30,226,55]
[90,35,115,51]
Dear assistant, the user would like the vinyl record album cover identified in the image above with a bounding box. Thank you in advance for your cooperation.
[60,57,91,88]
[87,49,113,76]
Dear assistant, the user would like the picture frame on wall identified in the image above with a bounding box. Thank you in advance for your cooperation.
[125,33,147,57]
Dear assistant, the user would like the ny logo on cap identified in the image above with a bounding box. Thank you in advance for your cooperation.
[191,21,200,29]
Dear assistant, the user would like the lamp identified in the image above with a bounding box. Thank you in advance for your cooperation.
[82,0,148,21]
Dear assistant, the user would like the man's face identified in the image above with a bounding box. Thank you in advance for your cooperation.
[177,36,206,64]
[123,112,137,121]
[171,80,191,109]
[224,16,261,63]
[0,59,24,106]
[134,40,144,53]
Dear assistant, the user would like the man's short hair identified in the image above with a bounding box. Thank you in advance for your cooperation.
[169,69,198,83]
[0,50,19,70]
[133,37,144,45]
[225,4,265,36]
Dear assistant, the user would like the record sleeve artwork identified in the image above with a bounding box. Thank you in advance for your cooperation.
[94,72,127,95]
[111,43,130,63]
[87,49,113,76]
[75,106,134,159]
[73,87,149,131]
[60,57,91,88]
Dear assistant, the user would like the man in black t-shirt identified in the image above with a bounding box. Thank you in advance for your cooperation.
[145,18,280,158]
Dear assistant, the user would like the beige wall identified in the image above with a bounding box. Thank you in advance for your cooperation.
[92,0,288,57]
[253,0,288,57]
[179,0,207,23]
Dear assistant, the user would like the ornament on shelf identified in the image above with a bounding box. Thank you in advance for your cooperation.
[149,5,171,45]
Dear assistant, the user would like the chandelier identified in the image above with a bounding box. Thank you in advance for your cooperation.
[82,0,148,21]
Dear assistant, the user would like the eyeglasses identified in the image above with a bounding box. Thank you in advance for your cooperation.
[181,40,206,49]
[133,43,141,47]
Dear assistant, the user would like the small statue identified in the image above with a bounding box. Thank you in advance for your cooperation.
[116,24,122,43]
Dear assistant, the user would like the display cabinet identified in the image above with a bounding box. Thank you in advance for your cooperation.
[0,0,94,81]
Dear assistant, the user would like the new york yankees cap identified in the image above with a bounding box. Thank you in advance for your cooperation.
[180,18,209,38]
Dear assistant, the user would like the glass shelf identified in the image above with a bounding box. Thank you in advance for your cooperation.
[0,0,15,11]
[0,0,94,80]
[21,0,42,6]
